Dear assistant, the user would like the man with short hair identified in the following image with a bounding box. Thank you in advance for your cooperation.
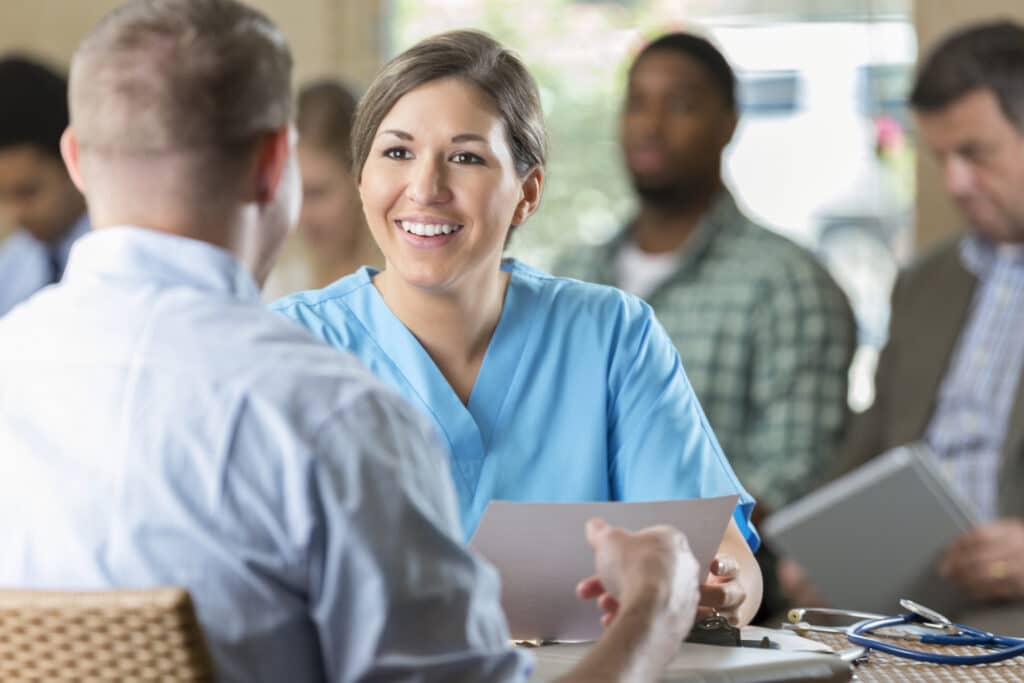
[0,56,89,316]
[838,20,1024,611]
[0,1,702,681]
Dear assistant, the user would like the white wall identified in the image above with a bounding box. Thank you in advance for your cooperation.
[0,0,382,88]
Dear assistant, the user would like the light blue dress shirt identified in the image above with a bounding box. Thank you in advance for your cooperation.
[0,227,531,683]
[272,260,759,549]
[0,213,90,317]
[925,236,1024,521]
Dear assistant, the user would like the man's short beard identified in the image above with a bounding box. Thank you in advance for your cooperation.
[631,175,714,212]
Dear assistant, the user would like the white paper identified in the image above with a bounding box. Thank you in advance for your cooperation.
[469,495,739,641]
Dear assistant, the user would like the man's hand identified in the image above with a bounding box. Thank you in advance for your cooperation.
[939,518,1024,602]
[555,520,700,683]
[575,518,700,639]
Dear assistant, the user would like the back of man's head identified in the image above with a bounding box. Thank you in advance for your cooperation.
[70,0,293,207]
[0,56,68,160]
[910,20,1024,129]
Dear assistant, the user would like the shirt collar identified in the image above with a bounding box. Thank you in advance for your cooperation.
[63,226,261,303]
[50,213,91,270]
[617,187,740,263]
[696,188,744,248]
[959,233,1024,279]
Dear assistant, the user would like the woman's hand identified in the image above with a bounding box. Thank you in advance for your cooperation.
[696,554,746,625]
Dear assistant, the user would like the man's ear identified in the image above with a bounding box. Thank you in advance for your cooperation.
[60,127,87,193]
[512,166,544,226]
[251,125,292,206]
[720,109,739,148]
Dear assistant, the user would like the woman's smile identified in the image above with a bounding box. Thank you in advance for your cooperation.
[359,77,530,291]
[394,218,465,249]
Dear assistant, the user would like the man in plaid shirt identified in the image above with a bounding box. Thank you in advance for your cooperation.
[556,32,855,517]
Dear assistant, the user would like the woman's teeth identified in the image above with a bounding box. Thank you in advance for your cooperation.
[398,220,462,237]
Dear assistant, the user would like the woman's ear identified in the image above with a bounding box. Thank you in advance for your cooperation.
[512,166,544,226]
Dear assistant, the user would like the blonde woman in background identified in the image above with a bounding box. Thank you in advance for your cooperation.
[264,79,382,298]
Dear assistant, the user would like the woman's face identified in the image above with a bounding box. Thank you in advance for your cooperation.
[297,143,364,252]
[359,77,540,293]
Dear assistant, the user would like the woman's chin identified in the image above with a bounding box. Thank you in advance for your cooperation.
[386,263,456,293]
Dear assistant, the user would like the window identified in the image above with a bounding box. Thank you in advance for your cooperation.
[738,69,802,115]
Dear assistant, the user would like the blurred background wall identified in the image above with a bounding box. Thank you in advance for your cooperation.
[0,0,384,88]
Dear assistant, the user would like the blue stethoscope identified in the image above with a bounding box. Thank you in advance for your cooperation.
[787,599,1024,665]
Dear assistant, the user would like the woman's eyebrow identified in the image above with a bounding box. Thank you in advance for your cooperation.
[376,130,490,145]
[377,129,413,140]
[451,133,488,144]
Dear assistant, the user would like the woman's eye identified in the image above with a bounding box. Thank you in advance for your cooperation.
[383,147,411,160]
[451,152,484,165]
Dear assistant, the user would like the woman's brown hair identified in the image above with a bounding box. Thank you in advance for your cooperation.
[350,29,546,181]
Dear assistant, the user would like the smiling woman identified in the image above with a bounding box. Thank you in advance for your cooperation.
[360,78,540,316]
[271,29,765,627]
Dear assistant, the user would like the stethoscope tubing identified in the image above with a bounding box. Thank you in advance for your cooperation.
[847,614,1024,665]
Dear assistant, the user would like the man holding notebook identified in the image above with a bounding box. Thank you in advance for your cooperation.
[838,21,1024,609]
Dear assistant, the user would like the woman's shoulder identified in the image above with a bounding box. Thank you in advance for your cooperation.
[267,268,382,354]
[505,258,649,316]
[269,267,376,319]
[505,259,659,349]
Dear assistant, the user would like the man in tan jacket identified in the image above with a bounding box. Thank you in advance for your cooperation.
[839,21,1024,612]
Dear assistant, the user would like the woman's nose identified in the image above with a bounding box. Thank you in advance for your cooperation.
[407,157,453,205]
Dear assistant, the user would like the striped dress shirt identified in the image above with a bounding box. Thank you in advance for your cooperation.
[925,236,1024,521]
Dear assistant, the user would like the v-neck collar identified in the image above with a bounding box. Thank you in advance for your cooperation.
[466,267,525,450]
[597,188,740,292]
[345,260,533,507]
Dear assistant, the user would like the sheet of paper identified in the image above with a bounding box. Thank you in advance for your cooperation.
[469,495,739,641]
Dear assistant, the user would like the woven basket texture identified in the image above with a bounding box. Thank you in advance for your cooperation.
[0,587,215,682]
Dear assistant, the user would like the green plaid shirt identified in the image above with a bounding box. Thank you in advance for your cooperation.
[554,192,855,510]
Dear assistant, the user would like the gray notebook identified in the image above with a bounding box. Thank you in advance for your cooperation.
[762,444,977,617]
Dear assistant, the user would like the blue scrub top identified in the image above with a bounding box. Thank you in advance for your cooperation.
[273,260,759,550]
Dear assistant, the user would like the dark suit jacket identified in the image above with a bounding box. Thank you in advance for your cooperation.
[837,239,1024,518]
